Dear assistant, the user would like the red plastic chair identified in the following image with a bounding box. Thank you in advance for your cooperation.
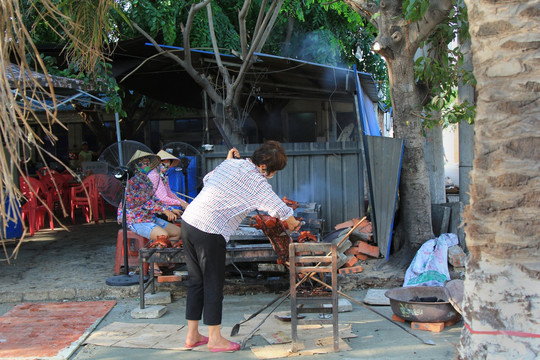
[60,171,74,183]
[37,168,68,215]
[19,176,51,236]
[70,175,106,224]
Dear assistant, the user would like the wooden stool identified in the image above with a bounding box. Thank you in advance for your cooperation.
[289,242,339,352]
[114,229,150,275]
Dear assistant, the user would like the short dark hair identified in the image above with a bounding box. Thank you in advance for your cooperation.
[251,140,287,174]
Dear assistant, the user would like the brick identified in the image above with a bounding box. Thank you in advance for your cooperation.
[157,275,183,283]
[355,253,369,261]
[343,255,358,267]
[344,246,358,256]
[334,219,357,230]
[356,222,372,234]
[145,291,172,305]
[444,318,462,327]
[350,229,371,242]
[448,245,467,267]
[357,241,379,258]
[411,322,444,332]
[339,265,363,275]
[131,305,167,319]
[392,314,406,322]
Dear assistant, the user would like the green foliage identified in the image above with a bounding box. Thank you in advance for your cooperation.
[23,0,391,118]
[412,0,476,128]
[402,0,429,22]
[116,0,183,45]
[95,63,125,116]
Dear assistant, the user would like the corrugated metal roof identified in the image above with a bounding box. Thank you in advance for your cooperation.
[110,38,379,108]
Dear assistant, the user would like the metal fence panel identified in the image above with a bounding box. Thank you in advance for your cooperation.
[202,142,365,233]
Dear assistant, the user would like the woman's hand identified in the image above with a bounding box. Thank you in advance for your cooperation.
[162,209,177,222]
[227,147,240,160]
[172,208,183,217]
[179,199,189,210]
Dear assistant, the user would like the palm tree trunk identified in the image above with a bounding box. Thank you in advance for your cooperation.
[460,1,540,358]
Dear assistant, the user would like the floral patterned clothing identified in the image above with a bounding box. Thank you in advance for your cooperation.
[117,171,173,224]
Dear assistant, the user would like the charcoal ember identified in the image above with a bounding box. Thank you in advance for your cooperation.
[408,296,441,303]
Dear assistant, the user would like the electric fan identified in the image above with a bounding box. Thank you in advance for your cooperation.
[97,140,156,286]
[161,142,204,201]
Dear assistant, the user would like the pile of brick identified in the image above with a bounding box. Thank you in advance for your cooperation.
[333,218,380,276]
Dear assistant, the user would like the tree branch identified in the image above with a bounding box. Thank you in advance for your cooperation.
[183,0,210,65]
[252,0,283,54]
[232,0,284,100]
[131,20,222,104]
[409,0,452,47]
[238,0,252,58]
[206,3,232,89]
[253,0,268,40]
[343,0,379,29]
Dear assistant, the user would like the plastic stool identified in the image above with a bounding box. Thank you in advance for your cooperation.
[115,229,150,275]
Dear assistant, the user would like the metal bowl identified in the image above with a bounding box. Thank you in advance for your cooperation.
[384,286,462,323]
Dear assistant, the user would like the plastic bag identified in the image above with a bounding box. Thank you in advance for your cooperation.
[403,233,458,287]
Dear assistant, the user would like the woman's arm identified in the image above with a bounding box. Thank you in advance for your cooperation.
[284,215,302,232]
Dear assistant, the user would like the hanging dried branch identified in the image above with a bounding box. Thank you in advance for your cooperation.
[0,0,114,245]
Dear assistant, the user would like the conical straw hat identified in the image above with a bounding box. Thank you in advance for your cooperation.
[127,150,159,170]
[157,150,180,161]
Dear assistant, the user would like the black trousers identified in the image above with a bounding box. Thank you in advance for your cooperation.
[181,220,226,326]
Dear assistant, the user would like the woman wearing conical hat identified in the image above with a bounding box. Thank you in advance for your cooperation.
[118,150,183,254]
[147,150,189,211]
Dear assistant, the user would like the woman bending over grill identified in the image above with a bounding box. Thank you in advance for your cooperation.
[181,141,301,352]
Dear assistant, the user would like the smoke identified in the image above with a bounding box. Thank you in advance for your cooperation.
[290,182,312,203]
[293,30,344,67]
[289,174,338,204]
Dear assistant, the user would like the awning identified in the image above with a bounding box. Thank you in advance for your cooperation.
[6,63,103,111]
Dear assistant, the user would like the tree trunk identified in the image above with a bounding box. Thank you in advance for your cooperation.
[387,54,434,250]
[346,0,453,250]
[460,1,540,358]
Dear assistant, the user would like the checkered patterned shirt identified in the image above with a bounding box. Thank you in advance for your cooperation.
[181,158,293,242]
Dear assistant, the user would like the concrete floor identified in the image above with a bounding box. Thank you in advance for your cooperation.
[0,216,462,359]
[68,293,461,359]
